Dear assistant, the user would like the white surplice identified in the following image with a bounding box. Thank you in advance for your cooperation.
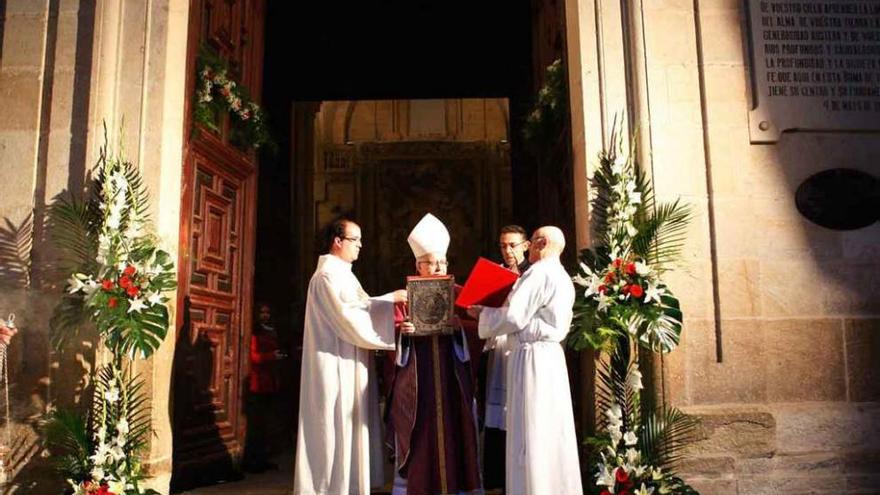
[478,258,582,495]
[294,254,396,495]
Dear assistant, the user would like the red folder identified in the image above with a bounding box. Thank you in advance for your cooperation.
[454,257,519,309]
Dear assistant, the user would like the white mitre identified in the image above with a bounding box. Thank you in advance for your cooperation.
[407,213,450,258]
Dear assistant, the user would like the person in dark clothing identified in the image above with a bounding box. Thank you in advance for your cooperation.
[243,302,286,473]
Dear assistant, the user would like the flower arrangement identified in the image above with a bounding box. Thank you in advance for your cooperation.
[566,121,699,494]
[45,128,175,494]
[194,46,273,151]
[568,124,688,354]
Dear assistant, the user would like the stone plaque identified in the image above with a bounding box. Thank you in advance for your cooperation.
[747,1,880,142]
[795,168,879,230]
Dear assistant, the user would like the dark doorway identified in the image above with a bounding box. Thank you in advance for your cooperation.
[245,0,578,492]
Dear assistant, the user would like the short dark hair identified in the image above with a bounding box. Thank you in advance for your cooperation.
[499,224,527,238]
[320,217,354,254]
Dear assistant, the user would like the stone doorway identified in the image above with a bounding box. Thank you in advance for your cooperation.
[175,0,580,492]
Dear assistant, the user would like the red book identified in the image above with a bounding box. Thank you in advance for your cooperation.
[455,257,519,309]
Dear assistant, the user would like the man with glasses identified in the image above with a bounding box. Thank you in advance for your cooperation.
[468,226,582,494]
[385,213,482,495]
[482,224,530,491]
[294,218,407,495]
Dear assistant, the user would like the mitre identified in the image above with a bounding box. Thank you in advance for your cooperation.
[407,213,450,258]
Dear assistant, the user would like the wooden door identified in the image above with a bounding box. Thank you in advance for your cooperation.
[172,0,264,490]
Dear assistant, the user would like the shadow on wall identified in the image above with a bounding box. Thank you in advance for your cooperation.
[0,199,99,493]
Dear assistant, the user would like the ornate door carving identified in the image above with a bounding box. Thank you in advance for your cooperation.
[354,142,512,295]
[172,0,263,489]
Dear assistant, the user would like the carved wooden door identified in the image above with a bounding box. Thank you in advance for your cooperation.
[172,0,264,490]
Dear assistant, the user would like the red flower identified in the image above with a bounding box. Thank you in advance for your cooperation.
[616,468,631,483]
[625,262,636,275]
[621,284,631,295]
[600,491,612,495]
[598,284,607,294]
[123,265,136,276]
[119,275,132,289]
[101,279,114,291]
[604,272,616,284]
[630,284,644,298]
[126,285,140,297]
[96,484,114,495]
[613,258,623,269]
[108,297,118,308]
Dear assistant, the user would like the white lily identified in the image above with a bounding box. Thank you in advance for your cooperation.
[624,430,638,446]
[90,465,105,482]
[611,155,627,175]
[643,283,666,304]
[108,479,127,494]
[635,261,651,276]
[625,447,640,465]
[627,368,644,391]
[597,293,613,313]
[147,291,164,306]
[67,275,85,294]
[109,445,126,462]
[127,297,147,313]
[116,418,130,435]
[104,387,120,403]
[595,464,617,489]
[635,483,655,495]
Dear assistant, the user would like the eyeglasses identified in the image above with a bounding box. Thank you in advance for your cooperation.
[530,236,546,244]
[341,236,361,243]
[499,240,529,250]
[417,260,448,268]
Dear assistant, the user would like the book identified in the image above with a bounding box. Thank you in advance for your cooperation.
[406,275,455,336]
[454,257,519,309]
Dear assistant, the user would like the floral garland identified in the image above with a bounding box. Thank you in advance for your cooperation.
[48,131,175,495]
[194,47,273,151]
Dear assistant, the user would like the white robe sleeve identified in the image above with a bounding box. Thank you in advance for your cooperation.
[478,268,548,339]
[314,273,395,350]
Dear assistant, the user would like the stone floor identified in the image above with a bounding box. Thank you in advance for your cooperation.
[182,451,502,494]
[182,452,293,495]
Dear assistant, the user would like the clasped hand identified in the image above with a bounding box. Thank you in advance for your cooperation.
[400,315,461,335]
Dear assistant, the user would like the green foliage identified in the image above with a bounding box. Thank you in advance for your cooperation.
[587,341,701,494]
[522,59,567,147]
[42,409,94,483]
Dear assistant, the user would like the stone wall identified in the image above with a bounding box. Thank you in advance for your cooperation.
[0,1,188,492]
[566,1,880,493]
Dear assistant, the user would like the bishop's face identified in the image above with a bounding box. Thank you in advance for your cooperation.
[416,253,448,277]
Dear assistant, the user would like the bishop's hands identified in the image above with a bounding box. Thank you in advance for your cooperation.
[399,315,462,335]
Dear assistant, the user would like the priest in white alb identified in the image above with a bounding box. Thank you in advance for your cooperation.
[468,226,582,495]
[294,218,406,495]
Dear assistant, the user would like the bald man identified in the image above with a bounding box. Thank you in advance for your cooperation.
[468,227,582,495]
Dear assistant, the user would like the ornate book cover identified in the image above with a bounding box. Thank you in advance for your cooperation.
[406,275,455,336]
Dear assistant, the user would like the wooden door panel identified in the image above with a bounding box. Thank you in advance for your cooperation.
[173,1,263,489]
[173,138,256,489]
